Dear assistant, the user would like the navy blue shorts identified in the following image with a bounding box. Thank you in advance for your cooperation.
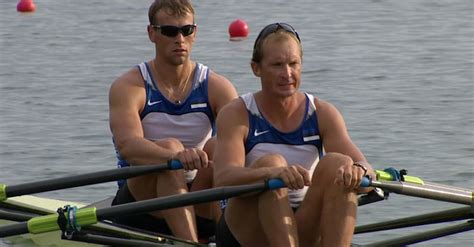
[215,210,240,247]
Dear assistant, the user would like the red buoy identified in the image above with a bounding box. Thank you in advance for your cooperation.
[228,19,249,41]
[17,0,36,13]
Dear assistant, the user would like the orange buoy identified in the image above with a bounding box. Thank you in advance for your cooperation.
[228,19,249,41]
[17,0,36,12]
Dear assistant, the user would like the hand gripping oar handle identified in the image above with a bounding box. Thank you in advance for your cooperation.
[0,160,183,201]
[0,178,285,238]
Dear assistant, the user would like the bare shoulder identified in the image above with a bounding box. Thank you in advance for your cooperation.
[109,67,146,109]
[216,97,248,132]
[110,67,144,93]
[208,69,231,84]
[208,70,237,94]
[217,97,247,124]
[207,69,238,114]
[314,96,347,135]
[314,97,341,119]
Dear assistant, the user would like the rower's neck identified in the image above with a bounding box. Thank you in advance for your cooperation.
[255,92,306,132]
[150,59,195,104]
[152,59,194,87]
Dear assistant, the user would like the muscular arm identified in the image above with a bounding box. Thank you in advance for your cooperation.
[317,99,365,161]
[109,68,174,165]
[316,99,376,182]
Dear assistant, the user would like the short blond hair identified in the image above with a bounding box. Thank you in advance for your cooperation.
[148,0,195,25]
[252,23,302,63]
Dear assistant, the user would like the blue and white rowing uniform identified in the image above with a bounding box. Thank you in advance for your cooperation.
[242,92,324,208]
[114,62,214,188]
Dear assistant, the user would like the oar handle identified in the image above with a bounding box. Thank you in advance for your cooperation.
[360,177,372,187]
[266,178,286,190]
[168,159,183,170]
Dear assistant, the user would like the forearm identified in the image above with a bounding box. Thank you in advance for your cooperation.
[117,137,175,166]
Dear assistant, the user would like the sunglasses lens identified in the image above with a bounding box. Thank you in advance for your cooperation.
[181,25,195,36]
[155,25,196,37]
[160,26,180,37]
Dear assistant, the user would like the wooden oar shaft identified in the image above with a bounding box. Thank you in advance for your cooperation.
[3,161,181,199]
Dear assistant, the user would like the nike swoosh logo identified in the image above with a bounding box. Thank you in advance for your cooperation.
[147,99,162,106]
[254,129,269,137]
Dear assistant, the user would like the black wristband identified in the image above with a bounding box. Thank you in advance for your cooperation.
[353,162,368,176]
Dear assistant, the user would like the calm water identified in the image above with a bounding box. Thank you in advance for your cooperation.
[1,0,473,246]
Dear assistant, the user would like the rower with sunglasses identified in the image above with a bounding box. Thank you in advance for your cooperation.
[108,0,237,243]
[213,23,375,247]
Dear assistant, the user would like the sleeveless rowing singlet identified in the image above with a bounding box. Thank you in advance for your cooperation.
[242,92,324,207]
[114,62,214,187]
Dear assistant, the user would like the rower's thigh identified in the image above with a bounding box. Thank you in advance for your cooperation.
[218,153,289,246]
[224,195,270,247]
[294,153,353,236]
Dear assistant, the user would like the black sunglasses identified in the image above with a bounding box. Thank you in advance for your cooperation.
[254,23,301,49]
[151,24,197,37]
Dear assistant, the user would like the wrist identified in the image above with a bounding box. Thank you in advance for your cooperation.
[353,161,368,176]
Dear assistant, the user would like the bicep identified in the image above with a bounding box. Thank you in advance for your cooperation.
[213,102,247,175]
[109,79,145,147]
[318,102,366,161]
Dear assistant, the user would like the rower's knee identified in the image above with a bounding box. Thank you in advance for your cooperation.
[251,153,288,169]
[203,138,216,159]
[313,153,353,181]
[155,137,184,152]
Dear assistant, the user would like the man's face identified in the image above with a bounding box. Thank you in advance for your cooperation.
[149,10,196,66]
[253,35,302,98]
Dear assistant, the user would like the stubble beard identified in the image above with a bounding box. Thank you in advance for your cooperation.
[168,54,189,67]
